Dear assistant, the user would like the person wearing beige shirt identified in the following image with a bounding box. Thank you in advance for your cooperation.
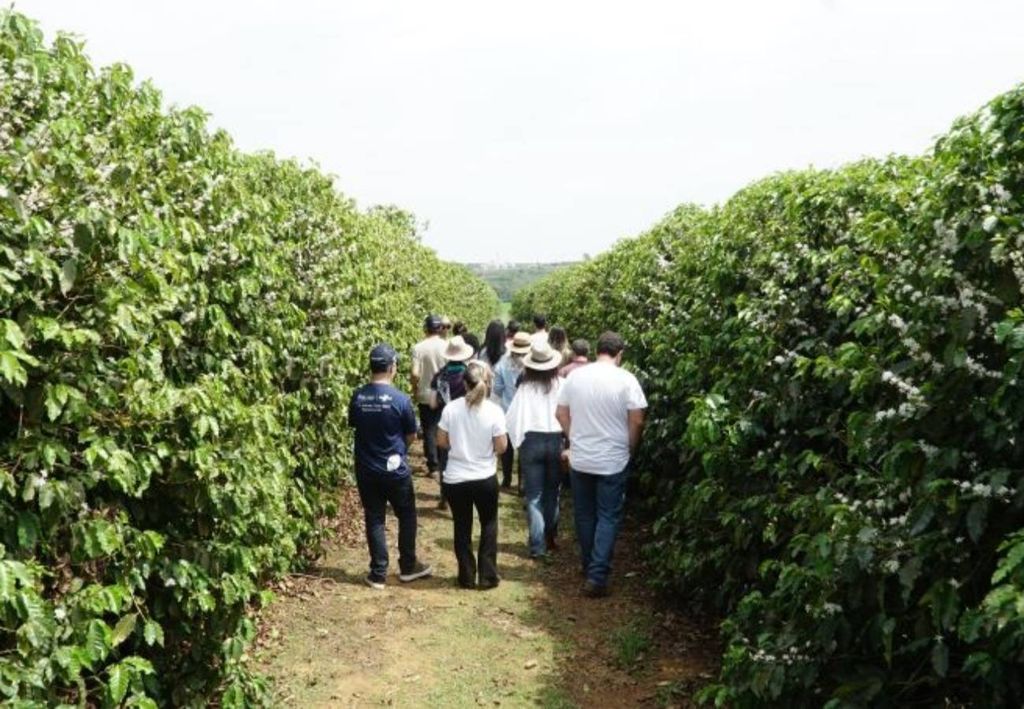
[411,315,448,477]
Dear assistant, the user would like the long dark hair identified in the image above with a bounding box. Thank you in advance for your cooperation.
[521,366,559,393]
[483,320,506,366]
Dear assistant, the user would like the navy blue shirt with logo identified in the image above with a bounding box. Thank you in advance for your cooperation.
[348,382,418,478]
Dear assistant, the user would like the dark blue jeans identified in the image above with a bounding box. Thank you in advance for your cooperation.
[356,469,418,581]
[519,432,563,557]
[572,466,628,588]
[418,404,441,473]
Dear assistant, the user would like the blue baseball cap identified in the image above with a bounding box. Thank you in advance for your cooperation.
[369,343,398,372]
[424,314,442,331]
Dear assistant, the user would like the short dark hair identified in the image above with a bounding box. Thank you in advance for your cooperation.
[453,322,468,337]
[533,313,547,330]
[571,338,590,357]
[506,320,520,336]
[596,331,625,357]
[463,332,481,354]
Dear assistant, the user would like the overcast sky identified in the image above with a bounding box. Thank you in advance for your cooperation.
[15,1,1024,263]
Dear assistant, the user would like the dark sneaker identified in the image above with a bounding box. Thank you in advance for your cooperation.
[581,580,609,598]
[364,575,386,590]
[437,498,448,511]
[545,534,560,552]
[478,578,500,590]
[399,562,433,583]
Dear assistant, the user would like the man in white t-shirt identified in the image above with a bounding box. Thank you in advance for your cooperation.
[411,315,448,477]
[556,331,647,598]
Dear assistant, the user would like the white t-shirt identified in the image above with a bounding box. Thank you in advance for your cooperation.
[530,331,549,346]
[439,398,507,483]
[506,379,563,449]
[557,360,647,475]
[411,336,447,405]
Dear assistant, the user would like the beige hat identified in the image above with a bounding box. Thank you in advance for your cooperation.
[523,342,561,371]
[509,331,532,355]
[443,335,475,362]
[440,315,452,327]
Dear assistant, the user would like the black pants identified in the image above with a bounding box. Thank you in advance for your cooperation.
[418,404,441,472]
[500,442,515,487]
[443,475,499,588]
[356,470,418,580]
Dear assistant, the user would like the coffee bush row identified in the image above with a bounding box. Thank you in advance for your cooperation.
[515,85,1024,706]
[0,12,497,707]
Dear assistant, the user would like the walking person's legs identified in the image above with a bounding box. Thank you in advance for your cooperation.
[475,476,500,587]
[500,442,515,488]
[355,470,389,586]
[418,404,440,475]
[571,470,598,575]
[540,433,562,549]
[445,482,477,588]
[382,475,430,580]
[587,468,629,592]
[519,433,547,558]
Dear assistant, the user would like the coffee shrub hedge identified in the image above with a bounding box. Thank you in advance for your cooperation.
[515,85,1024,706]
[0,12,497,706]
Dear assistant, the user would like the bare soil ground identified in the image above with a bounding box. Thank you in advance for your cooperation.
[255,452,718,707]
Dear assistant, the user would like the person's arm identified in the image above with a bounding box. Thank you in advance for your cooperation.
[627,408,646,456]
[402,399,417,449]
[555,404,571,439]
[437,405,451,449]
[410,349,421,399]
[493,433,508,455]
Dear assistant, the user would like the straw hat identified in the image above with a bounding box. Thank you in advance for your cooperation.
[443,335,475,362]
[509,331,532,355]
[523,342,562,371]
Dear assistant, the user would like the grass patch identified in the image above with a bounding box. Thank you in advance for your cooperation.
[610,619,653,669]
[535,685,579,708]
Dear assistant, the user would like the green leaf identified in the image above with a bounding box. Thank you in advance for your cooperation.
[931,640,949,677]
[106,662,129,704]
[60,258,78,295]
[0,350,28,386]
[111,612,138,647]
[1,319,24,349]
[16,512,39,550]
[966,499,988,543]
[143,619,164,647]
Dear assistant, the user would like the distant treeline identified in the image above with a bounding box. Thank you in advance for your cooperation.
[464,262,578,302]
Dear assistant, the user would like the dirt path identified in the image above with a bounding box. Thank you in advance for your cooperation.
[255,452,717,707]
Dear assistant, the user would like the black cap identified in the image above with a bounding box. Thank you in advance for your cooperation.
[369,343,398,372]
[424,314,442,331]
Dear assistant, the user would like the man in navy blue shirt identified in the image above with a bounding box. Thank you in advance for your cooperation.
[349,343,433,589]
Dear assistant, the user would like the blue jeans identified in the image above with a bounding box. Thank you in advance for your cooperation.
[572,466,628,587]
[356,469,418,581]
[519,432,563,557]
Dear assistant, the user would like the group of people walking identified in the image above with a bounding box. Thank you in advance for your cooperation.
[347,313,646,598]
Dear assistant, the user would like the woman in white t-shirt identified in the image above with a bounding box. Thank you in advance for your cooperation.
[506,343,564,558]
[438,361,508,589]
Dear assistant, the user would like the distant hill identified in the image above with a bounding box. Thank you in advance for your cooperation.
[464,262,577,302]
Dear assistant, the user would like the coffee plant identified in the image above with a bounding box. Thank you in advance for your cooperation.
[0,12,497,707]
[516,86,1024,706]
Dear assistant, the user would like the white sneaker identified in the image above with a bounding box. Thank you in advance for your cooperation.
[399,562,433,583]
[364,575,386,590]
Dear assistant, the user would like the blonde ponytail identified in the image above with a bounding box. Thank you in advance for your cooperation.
[464,360,492,408]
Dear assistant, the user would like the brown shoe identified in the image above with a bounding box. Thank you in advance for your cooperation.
[437,498,448,511]
[545,533,559,552]
[581,580,609,598]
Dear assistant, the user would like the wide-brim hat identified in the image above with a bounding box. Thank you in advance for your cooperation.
[523,342,561,371]
[509,332,532,355]
[443,335,475,362]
